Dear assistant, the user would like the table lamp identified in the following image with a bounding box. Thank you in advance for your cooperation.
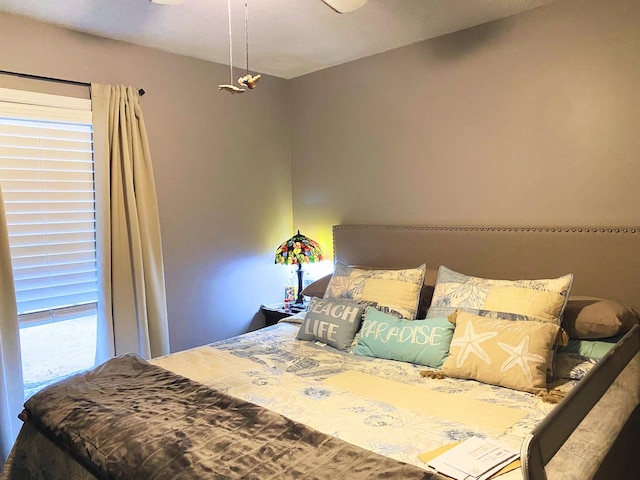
[275,230,323,305]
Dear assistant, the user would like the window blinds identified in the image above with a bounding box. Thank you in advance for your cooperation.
[0,88,96,323]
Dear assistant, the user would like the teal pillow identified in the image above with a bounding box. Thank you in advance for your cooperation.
[353,307,455,368]
[559,337,620,360]
[297,298,367,351]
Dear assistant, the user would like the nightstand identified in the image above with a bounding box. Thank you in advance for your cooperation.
[260,303,307,327]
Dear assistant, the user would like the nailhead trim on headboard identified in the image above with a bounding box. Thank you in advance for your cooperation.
[331,224,640,311]
[332,225,639,258]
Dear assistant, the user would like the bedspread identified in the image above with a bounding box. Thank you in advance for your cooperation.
[16,353,435,480]
[154,321,639,480]
[154,321,565,476]
[5,321,634,480]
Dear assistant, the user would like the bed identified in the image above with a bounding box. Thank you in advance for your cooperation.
[2,224,639,480]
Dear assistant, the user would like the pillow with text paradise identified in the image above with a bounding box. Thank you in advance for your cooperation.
[353,307,455,369]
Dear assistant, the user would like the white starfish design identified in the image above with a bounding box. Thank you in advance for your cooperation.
[498,336,546,382]
[451,321,498,368]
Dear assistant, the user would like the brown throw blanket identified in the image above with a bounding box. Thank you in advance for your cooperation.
[21,354,437,480]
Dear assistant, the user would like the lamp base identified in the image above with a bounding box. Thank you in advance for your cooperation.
[295,264,304,305]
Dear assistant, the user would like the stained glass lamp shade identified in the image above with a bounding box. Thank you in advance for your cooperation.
[275,230,323,304]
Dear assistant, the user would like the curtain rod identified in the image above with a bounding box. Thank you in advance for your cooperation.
[0,69,146,96]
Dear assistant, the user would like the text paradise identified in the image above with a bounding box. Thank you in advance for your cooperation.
[360,319,448,345]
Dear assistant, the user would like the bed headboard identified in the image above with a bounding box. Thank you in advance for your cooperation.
[333,225,640,312]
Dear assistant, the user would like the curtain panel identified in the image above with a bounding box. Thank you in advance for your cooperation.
[91,84,170,362]
[0,185,23,463]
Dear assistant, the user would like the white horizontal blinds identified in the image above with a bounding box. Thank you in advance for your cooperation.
[0,88,96,323]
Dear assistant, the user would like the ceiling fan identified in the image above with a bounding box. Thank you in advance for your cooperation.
[150,0,369,93]
[321,0,368,13]
[150,0,368,14]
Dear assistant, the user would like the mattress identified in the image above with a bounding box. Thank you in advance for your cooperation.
[152,320,578,478]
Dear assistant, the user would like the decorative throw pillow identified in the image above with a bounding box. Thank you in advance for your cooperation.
[308,267,438,319]
[562,296,639,339]
[559,337,618,360]
[441,311,560,393]
[426,266,573,326]
[296,298,367,351]
[353,307,454,368]
[324,263,426,319]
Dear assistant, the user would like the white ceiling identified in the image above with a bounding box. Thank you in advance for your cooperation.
[0,0,558,79]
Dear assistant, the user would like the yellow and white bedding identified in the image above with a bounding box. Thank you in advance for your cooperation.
[3,320,636,480]
[152,320,601,478]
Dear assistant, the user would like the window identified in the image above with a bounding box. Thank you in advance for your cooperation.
[0,87,98,398]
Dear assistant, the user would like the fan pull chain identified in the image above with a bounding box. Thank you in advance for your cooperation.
[245,3,249,75]
[228,0,234,84]
[219,0,245,93]
[237,0,261,90]
[219,0,260,93]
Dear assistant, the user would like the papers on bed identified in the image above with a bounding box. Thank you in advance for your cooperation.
[424,436,519,480]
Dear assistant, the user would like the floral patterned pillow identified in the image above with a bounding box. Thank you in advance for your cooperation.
[324,263,426,320]
[426,266,573,326]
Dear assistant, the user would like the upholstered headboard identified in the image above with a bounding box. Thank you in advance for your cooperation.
[333,225,640,312]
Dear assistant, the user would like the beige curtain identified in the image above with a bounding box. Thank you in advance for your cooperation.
[91,84,170,362]
[0,185,23,463]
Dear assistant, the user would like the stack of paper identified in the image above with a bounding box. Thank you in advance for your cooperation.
[426,436,519,480]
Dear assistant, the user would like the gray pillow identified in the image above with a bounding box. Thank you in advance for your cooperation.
[296,298,367,351]
[300,274,332,298]
[562,296,639,339]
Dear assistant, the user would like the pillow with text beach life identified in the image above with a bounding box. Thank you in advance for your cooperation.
[296,297,367,351]
[352,307,455,369]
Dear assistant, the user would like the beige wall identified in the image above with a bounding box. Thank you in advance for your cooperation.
[0,13,293,353]
[2,0,639,352]
[289,0,640,243]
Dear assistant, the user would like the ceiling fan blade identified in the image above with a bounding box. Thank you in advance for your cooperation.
[150,0,367,14]
[321,0,368,14]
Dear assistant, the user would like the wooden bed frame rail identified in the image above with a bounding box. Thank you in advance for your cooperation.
[521,324,640,480]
